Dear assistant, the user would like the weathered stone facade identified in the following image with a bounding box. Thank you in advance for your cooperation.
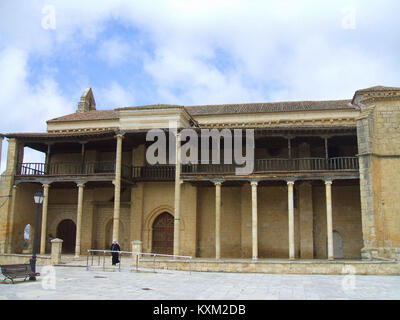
[354,87,400,260]
[0,85,399,271]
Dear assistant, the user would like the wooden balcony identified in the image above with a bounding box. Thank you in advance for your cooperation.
[17,157,359,182]
[131,157,359,180]
[17,161,132,180]
[181,157,358,175]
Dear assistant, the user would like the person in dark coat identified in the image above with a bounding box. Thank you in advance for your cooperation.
[110,240,121,265]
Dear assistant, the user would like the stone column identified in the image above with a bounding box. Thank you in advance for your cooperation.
[112,134,124,242]
[173,133,181,256]
[6,185,18,253]
[325,180,334,260]
[287,180,295,260]
[250,181,258,260]
[215,181,222,259]
[40,184,50,254]
[75,183,85,258]
[51,238,63,265]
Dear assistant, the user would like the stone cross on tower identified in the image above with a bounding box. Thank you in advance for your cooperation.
[77,87,96,113]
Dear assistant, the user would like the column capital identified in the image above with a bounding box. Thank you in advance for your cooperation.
[250,180,258,187]
[115,133,125,140]
[286,180,295,186]
[42,183,51,188]
[77,183,85,188]
[212,179,224,186]
[12,184,18,189]
[325,179,333,185]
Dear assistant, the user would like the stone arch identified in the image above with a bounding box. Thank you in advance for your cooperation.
[48,206,76,238]
[143,205,185,253]
[22,224,33,253]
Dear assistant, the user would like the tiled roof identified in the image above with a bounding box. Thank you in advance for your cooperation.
[354,85,400,94]
[186,99,353,115]
[47,99,355,123]
[4,130,117,140]
[116,104,184,111]
[47,110,118,122]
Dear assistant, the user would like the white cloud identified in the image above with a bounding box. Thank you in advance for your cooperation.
[2,1,400,105]
[0,47,74,170]
[96,82,135,107]
[0,47,74,133]
[0,0,399,172]
[98,38,131,66]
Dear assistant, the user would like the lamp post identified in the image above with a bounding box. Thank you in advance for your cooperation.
[30,191,44,281]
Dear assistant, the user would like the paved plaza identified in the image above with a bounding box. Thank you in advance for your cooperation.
[1,265,400,300]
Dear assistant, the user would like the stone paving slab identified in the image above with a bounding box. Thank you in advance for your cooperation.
[1,266,400,300]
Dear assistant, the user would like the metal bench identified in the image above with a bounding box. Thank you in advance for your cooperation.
[0,264,40,284]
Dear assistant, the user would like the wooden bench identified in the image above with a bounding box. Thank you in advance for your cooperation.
[0,264,40,284]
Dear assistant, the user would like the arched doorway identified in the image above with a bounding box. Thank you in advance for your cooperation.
[152,212,174,254]
[333,230,344,259]
[57,219,76,254]
[23,224,32,253]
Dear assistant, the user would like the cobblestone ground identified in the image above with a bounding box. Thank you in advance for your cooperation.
[1,266,400,300]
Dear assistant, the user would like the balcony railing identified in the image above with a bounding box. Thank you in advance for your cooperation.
[181,157,359,175]
[17,157,359,181]
[132,165,176,180]
[17,161,132,180]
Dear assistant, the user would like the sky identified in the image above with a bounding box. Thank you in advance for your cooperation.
[1,0,400,171]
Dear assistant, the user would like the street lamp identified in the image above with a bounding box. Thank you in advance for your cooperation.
[30,190,44,281]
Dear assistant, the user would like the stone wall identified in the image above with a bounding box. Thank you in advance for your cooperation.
[0,253,51,266]
[355,90,400,259]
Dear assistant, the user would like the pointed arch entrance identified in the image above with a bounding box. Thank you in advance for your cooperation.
[56,219,76,254]
[152,212,174,254]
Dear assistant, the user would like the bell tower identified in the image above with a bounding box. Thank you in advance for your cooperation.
[77,87,96,113]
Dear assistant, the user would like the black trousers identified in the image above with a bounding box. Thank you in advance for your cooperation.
[112,253,120,265]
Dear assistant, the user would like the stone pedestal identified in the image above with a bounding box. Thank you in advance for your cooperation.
[51,238,63,265]
[132,240,142,267]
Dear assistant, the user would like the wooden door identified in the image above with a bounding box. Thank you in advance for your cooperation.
[152,212,174,254]
[57,219,76,254]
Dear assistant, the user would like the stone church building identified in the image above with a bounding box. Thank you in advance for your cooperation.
[0,85,399,263]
